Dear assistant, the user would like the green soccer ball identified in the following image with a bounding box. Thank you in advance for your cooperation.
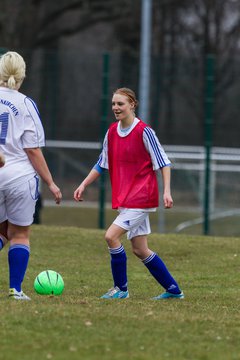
[34,270,64,295]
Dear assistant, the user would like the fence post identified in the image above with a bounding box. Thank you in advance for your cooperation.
[139,0,152,123]
[98,53,109,229]
[203,54,214,235]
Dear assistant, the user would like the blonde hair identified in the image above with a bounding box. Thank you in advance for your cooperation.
[113,87,139,109]
[0,51,26,89]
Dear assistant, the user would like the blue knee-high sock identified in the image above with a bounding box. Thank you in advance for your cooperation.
[8,244,30,292]
[143,252,181,294]
[109,245,128,291]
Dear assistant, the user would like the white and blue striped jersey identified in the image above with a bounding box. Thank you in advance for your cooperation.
[0,87,45,190]
[95,118,171,172]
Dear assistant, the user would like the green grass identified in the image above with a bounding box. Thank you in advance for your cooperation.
[0,225,240,360]
[40,205,240,236]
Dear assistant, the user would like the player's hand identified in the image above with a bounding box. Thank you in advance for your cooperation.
[74,184,85,202]
[49,182,62,204]
[163,192,173,209]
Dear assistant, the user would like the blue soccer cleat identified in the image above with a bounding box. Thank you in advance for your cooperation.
[100,286,129,299]
[152,291,184,300]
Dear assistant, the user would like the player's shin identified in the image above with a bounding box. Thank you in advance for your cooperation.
[142,252,181,294]
[109,245,128,291]
[8,244,30,292]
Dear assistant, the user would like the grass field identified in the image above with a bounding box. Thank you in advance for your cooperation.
[40,204,240,237]
[0,225,240,360]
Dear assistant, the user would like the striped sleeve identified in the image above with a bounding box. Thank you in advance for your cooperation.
[95,131,109,170]
[143,127,171,170]
[22,97,45,148]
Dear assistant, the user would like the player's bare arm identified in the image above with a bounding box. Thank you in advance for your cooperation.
[74,169,100,201]
[160,166,173,209]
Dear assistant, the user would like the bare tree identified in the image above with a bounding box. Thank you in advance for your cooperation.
[150,0,240,145]
[1,0,239,145]
[0,0,133,49]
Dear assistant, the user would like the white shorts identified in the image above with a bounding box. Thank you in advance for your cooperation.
[113,209,151,240]
[0,175,39,226]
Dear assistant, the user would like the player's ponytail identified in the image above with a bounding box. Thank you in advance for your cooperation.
[7,75,16,89]
[0,51,26,90]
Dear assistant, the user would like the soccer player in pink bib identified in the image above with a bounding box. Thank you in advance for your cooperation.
[0,51,62,300]
[74,87,184,300]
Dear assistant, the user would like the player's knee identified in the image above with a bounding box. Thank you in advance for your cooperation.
[104,231,120,248]
[104,231,113,245]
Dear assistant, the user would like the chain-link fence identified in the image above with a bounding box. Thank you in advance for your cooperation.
[2,48,239,235]
[20,49,240,146]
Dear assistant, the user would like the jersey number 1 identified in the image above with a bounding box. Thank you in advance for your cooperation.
[0,112,9,144]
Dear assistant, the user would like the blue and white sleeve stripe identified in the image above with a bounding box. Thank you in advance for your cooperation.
[23,96,45,147]
[143,127,171,170]
[95,131,109,170]
[25,97,40,116]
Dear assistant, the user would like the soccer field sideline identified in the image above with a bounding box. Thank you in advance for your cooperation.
[40,204,240,237]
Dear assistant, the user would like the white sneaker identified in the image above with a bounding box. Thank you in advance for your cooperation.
[9,288,31,300]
